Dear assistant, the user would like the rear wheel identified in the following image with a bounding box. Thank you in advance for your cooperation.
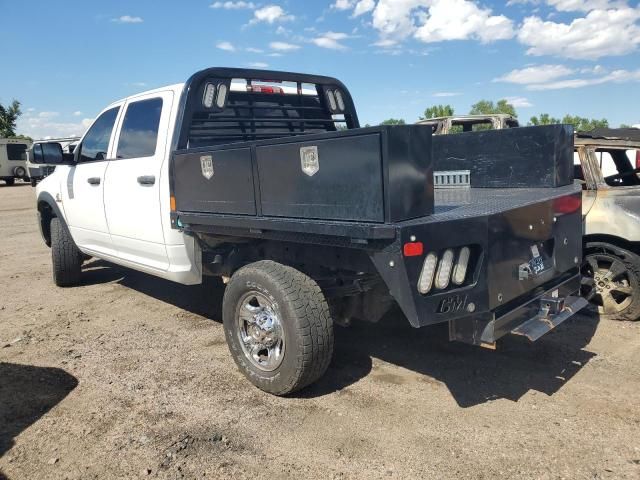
[51,217,82,287]
[222,260,333,395]
[581,242,640,321]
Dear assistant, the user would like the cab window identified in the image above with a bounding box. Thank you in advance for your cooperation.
[6,143,28,161]
[116,98,163,159]
[79,107,120,162]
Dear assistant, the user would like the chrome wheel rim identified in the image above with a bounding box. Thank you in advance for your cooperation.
[582,254,634,315]
[235,291,285,371]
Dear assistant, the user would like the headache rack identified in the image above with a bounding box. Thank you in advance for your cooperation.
[173,68,360,150]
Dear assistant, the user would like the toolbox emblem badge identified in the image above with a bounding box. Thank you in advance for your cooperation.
[200,155,214,180]
[300,146,319,177]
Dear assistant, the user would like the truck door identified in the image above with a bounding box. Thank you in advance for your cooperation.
[62,105,121,255]
[103,91,173,271]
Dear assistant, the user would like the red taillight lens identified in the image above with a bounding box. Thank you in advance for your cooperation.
[403,242,424,257]
[554,195,581,214]
[635,150,640,169]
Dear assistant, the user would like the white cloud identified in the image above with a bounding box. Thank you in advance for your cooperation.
[414,0,514,43]
[269,41,300,51]
[247,62,269,68]
[312,31,350,50]
[353,0,375,17]
[496,62,640,91]
[547,0,627,12]
[111,15,143,24]
[216,41,236,52]
[38,111,60,118]
[332,0,355,10]
[17,114,94,140]
[504,96,533,107]
[494,64,575,84]
[368,0,514,45]
[372,38,398,47]
[527,68,640,90]
[433,92,462,97]
[210,1,256,9]
[73,111,82,116]
[518,7,640,59]
[250,5,294,24]
[246,47,264,53]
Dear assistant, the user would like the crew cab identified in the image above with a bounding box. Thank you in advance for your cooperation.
[34,68,586,395]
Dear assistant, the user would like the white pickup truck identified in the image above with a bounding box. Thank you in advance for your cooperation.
[34,67,587,395]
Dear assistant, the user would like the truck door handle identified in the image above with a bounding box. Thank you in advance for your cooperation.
[137,175,156,186]
[87,177,101,185]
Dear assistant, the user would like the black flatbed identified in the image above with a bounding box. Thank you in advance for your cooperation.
[178,183,582,241]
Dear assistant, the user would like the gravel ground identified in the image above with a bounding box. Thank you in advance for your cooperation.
[1,183,639,480]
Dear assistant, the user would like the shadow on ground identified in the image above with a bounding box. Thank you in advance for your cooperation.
[80,261,599,408]
[305,308,599,407]
[0,363,78,458]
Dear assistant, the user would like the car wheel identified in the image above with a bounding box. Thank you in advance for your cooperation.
[222,260,333,395]
[4,178,15,186]
[51,217,82,287]
[581,242,640,321]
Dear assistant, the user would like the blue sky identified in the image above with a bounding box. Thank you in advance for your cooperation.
[3,0,640,139]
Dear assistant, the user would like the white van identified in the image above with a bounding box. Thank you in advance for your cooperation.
[0,138,32,185]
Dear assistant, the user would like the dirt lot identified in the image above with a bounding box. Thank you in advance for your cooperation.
[1,183,639,480]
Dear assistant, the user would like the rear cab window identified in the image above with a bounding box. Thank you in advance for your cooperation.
[116,98,163,159]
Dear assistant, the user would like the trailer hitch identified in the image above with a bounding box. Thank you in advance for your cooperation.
[511,295,588,342]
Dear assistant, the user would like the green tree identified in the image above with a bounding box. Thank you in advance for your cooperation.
[469,99,517,117]
[561,115,608,132]
[528,113,561,126]
[0,99,22,137]
[420,104,454,120]
[380,118,406,125]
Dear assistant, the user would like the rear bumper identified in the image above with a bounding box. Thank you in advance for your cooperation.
[448,272,586,346]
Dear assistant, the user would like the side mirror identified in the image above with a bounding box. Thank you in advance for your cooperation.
[30,142,73,165]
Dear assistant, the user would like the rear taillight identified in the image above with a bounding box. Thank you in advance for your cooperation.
[403,242,424,257]
[418,246,473,294]
[418,253,438,294]
[635,150,640,169]
[452,247,470,286]
[554,195,581,214]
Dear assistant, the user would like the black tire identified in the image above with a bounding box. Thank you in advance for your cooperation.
[4,178,15,186]
[582,242,640,321]
[223,260,333,395]
[50,217,82,287]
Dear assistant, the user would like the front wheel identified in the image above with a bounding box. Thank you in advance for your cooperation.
[581,242,640,321]
[222,260,333,395]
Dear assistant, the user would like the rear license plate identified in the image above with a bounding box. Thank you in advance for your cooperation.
[529,244,547,275]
